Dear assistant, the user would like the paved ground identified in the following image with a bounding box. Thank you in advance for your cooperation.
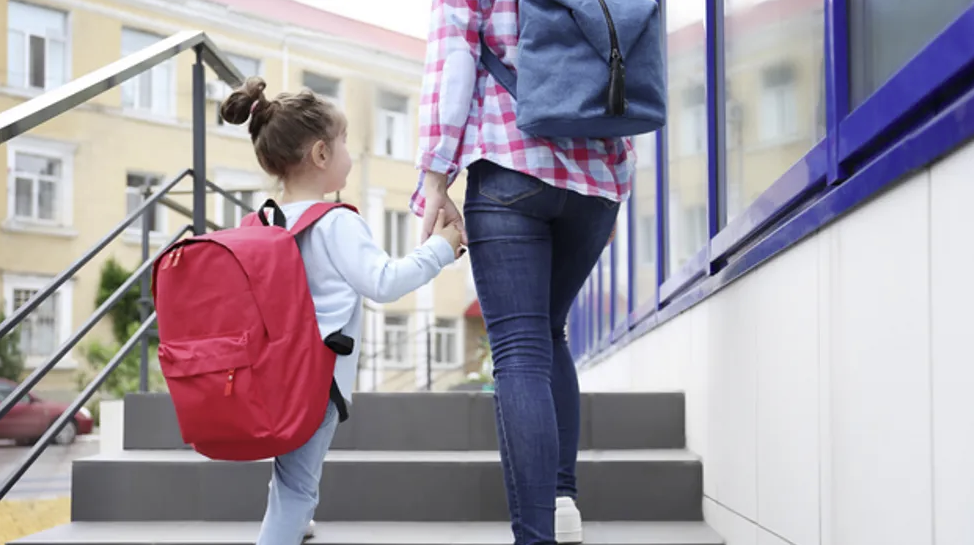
[0,436,99,500]
[0,437,96,543]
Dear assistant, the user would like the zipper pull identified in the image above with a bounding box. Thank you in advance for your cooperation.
[607,49,627,116]
[172,247,184,268]
[224,369,235,396]
[162,252,174,270]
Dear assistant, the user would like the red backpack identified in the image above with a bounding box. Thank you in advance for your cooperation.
[151,200,357,461]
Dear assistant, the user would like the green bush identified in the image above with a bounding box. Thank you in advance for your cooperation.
[76,258,164,402]
[0,307,25,382]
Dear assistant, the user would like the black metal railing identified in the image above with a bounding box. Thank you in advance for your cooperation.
[0,30,253,500]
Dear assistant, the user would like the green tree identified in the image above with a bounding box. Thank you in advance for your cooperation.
[76,258,164,401]
[0,307,25,382]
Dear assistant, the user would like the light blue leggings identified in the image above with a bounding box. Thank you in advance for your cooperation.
[256,401,340,545]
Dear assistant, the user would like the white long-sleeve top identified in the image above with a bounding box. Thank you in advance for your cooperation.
[280,201,456,404]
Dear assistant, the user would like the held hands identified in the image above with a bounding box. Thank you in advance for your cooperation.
[421,171,468,258]
[432,209,464,257]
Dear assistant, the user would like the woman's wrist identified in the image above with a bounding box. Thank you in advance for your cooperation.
[423,170,449,196]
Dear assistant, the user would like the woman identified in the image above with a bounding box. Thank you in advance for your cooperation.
[410,1,633,544]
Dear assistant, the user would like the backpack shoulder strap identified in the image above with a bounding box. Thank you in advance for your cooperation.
[479,30,517,99]
[240,198,287,228]
[290,202,360,235]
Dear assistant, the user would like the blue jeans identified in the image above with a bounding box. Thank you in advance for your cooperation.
[464,160,620,545]
[257,401,339,545]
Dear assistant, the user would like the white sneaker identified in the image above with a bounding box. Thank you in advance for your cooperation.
[555,497,583,544]
[304,520,315,540]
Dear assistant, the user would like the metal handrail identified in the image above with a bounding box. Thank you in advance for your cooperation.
[0,169,192,342]
[0,30,256,501]
[0,30,242,143]
[0,312,158,499]
[0,226,193,423]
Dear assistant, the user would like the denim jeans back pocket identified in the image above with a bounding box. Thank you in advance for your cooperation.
[478,166,545,206]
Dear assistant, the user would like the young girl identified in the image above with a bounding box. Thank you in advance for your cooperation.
[221,77,463,545]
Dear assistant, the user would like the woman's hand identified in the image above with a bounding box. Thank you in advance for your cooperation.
[421,171,468,249]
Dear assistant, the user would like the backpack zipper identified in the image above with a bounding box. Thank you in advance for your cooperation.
[224,368,235,396]
[596,0,627,116]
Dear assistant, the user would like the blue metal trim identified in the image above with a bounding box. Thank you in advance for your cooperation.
[659,247,708,303]
[710,139,829,260]
[656,0,670,290]
[706,0,725,237]
[825,0,850,184]
[581,70,974,365]
[626,184,636,316]
[631,298,657,328]
[609,240,618,331]
[596,257,604,341]
[587,278,595,354]
[837,4,974,164]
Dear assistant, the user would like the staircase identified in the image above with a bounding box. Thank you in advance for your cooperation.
[13,391,722,544]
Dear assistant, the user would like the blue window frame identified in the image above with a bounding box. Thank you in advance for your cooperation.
[571,0,974,363]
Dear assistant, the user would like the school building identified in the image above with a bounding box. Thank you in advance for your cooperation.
[0,0,486,400]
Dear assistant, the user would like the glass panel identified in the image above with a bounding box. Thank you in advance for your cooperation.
[612,201,630,329]
[666,1,708,273]
[16,153,60,176]
[46,38,65,89]
[396,212,409,257]
[8,29,25,88]
[378,91,409,113]
[38,180,56,220]
[14,177,33,217]
[227,53,261,77]
[724,0,825,223]
[28,34,44,88]
[632,133,657,309]
[303,72,340,99]
[14,289,57,357]
[599,250,612,337]
[849,0,973,107]
[138,71,153,110]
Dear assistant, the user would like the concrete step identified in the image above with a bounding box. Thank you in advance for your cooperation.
[12,521,724,545]
[72,449,703,523]
[123,392,686,451]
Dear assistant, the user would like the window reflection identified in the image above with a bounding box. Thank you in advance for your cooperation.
[724,0,826,223]
[632,133,657,310]
[667,2,709,272]
[849,0,973,106]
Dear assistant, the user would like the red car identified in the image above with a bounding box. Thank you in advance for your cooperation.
[0,378,94,445]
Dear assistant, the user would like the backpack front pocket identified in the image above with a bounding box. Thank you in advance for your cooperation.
[159,332,269,444]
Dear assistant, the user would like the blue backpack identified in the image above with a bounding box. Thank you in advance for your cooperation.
[480,0,666,139]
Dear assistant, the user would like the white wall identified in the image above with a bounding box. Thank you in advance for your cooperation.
[578,138,974,545]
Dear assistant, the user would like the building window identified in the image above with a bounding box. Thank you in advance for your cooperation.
[6,137,74,229]
[849,0,973,107]
[383,314,409,366]
[374,91,410,160]
[6,1,68,91]
[639,215,657,266]
[214,53,261,126]
[2,273,73,367]
[125,173,164,234]
[384,210,410,258]
[221,190,256,229]
[120,28,173,115]
[432,318,459,366]
[302,71,341,101]
[759,63,799,143]
[679,84,706,156]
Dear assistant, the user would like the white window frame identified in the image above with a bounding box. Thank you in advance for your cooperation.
[120,27,175,118]
[374,89,412,161]
[213,169,268,229]
[384,210,410,259]
[2,273,75,369]
[123,172,168,245]
[4,135,76,235]
[6,1,71,92]
[213,53,263,134]
[382,314,411,369]
[432,317,461,368]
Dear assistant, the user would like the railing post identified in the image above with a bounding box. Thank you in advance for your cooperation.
[139,184,151,393]
[192,46,207,235]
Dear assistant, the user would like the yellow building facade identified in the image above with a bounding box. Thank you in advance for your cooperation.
[0,0,483,398]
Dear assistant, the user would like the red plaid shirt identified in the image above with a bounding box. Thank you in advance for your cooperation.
[409,0,634,216]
